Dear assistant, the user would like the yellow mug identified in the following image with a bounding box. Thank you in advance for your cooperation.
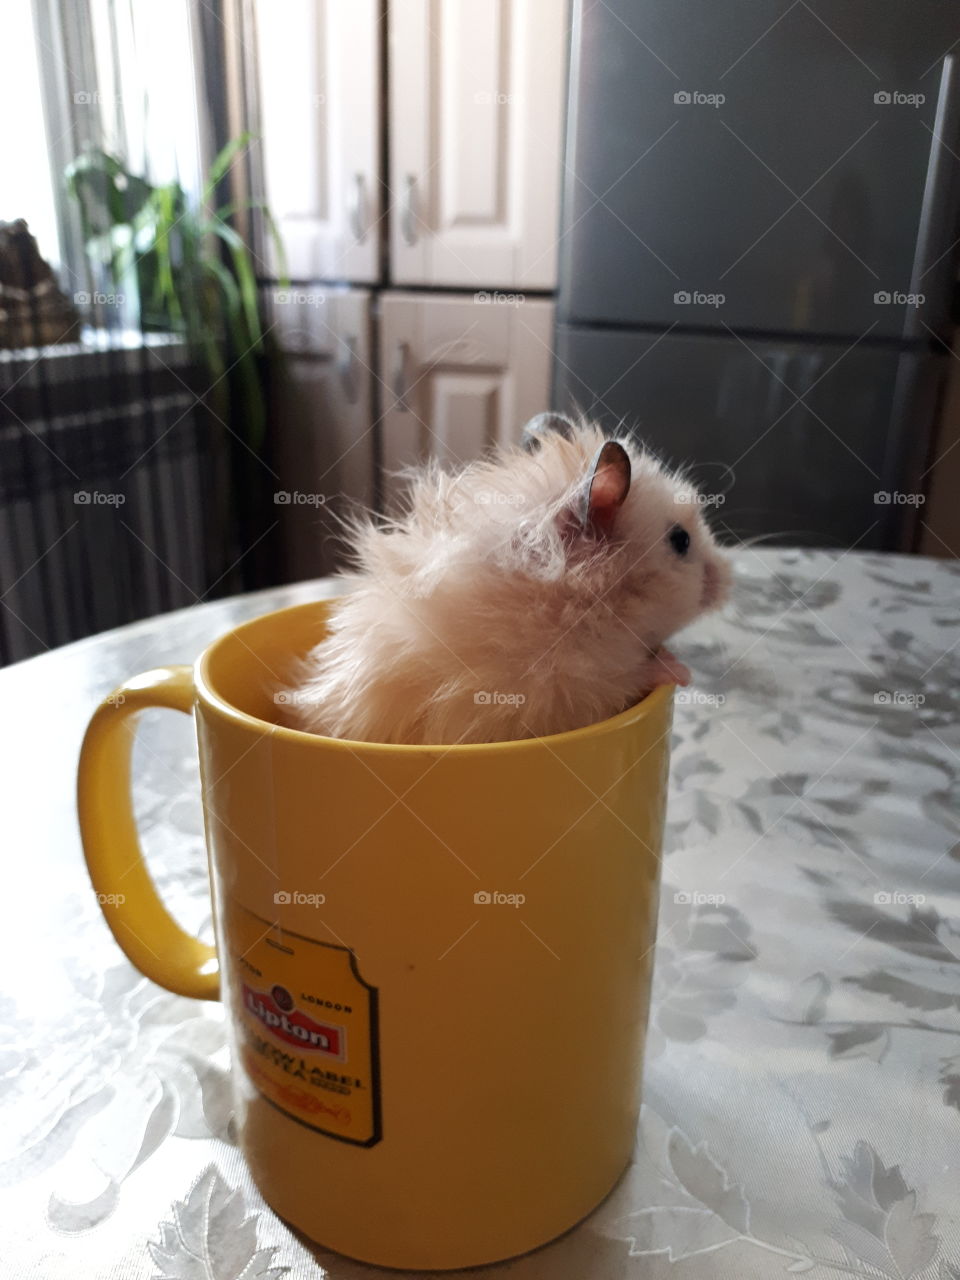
[77,600,673,1270]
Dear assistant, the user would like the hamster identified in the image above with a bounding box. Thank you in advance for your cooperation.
[281,414,731,744]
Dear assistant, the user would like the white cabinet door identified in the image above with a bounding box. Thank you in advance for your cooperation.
[270,287,375,577]
[379,291,555,509]
[389,0,568,289]
[255,0,380,283]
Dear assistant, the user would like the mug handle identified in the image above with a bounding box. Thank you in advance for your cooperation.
[77,665,220,1001]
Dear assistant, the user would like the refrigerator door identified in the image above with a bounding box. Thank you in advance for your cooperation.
[560,0,960,339]
[554,325,941,549]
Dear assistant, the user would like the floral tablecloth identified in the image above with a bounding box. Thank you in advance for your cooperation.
[1,548,959,1280]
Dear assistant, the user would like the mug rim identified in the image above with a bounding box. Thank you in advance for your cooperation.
[194,599,675,755]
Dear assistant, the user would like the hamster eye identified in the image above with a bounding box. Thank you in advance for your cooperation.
[668,524,691,556]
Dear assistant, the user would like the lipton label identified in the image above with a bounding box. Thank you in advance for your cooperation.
[225,898,381,1146]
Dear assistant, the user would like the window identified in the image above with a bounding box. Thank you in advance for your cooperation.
[1,2,62,270]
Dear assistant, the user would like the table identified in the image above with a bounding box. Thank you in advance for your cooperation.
[2,549,959,1279]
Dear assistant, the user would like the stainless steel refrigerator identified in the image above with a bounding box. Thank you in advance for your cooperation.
[554,0,960,548]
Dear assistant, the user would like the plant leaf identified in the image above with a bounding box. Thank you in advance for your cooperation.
[624,1206,740,1262]
[148,1165,287,1280]
[825,900,959,964]
[827,1026,890,1061]
[829,1221,896,1276]
[939,1060,960,1112]
[694,793,722,833]
[667,1131,750,1233]
[736,801,765,834]
[48,1180,120,1233]
[802,972,831,1024]
[214,199,289,287]
[203,132,254,203]
[205,221,263,350]
[846,970,960,1013]
[673,752,722,785]
[883,1193,939,1279]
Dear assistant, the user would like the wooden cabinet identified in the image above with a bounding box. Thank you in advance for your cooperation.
[388,0,568,289]
[270,287,375,576]
[254,0,381,283]
[254,1,568,537]
[378,291,554,508]
[255,0,568,288]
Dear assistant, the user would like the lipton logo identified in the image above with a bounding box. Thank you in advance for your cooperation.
[242,983,345,1058]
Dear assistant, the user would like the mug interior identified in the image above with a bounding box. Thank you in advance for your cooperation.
[198,600,334,727]
[195,600,672,752]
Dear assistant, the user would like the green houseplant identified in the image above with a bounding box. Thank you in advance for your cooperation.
[65,134,286,451]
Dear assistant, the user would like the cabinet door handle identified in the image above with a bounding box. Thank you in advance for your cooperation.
[392,340,412,411]
[348,172,367,243]
[338,335,360,404]
[400,174,418,247]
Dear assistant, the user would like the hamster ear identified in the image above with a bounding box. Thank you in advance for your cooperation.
[520,412,577,452]
[579,440,631,532]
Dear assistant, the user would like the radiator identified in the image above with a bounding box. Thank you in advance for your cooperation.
[0,331,233,663]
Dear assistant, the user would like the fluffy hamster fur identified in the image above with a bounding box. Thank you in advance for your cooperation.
[281,417,731,744]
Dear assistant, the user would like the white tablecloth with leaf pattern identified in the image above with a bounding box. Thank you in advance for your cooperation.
[1,548,958,1280]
